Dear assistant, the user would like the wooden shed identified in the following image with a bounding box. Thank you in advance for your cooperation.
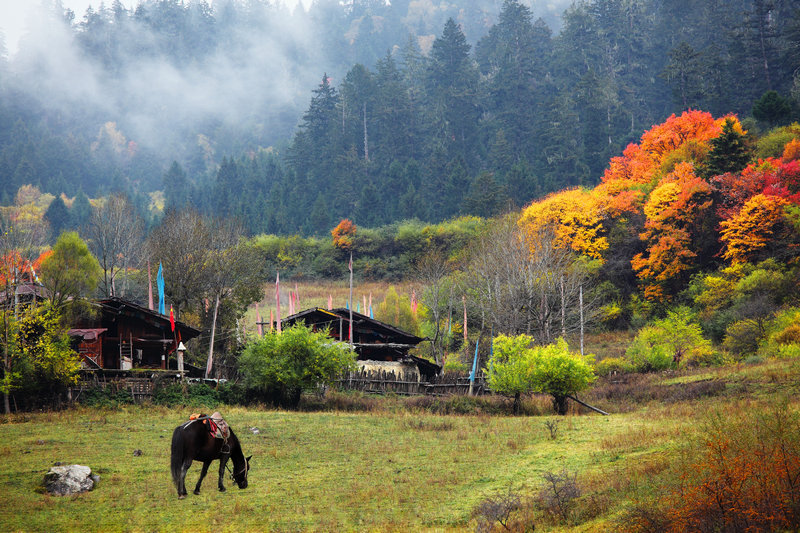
[69,297,200,371]
[276,307,440,380]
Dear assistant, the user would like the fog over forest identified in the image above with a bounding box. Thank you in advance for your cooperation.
[1,1,567,162]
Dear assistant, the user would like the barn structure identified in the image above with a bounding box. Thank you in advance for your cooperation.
[68,297,201,372]
[275,307,440,380]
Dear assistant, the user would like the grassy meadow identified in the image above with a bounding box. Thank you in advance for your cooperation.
[2,358,799,532]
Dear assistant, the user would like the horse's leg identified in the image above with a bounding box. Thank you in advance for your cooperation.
[179,458,192,499]
[193,461,211,495]
[218,456,229,492]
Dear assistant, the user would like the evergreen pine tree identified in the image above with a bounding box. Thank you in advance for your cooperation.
[702,117,751,178]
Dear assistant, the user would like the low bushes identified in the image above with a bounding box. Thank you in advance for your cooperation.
[621,400,800,532]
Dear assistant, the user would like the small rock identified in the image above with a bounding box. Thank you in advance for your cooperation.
[36,440,45,445]
[249,427,260,435]
[133,449,142,457]
[44,465,97,496]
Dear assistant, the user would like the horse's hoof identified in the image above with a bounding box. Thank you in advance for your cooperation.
[219,487,226,492]
[178,494,185,500]
[193,490,201,495]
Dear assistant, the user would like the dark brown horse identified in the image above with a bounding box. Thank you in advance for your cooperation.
[170,415,251,499]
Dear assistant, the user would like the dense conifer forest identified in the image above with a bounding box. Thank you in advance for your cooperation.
[1,0,798,235]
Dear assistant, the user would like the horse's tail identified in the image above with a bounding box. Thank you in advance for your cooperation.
[170,425,184,488]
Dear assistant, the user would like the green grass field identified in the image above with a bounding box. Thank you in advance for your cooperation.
[1,358,799,532]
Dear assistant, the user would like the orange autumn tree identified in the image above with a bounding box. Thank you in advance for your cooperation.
[518,188,608,259]
[631,162,714,300]
[601,110,727,188]
[331,219,357,250]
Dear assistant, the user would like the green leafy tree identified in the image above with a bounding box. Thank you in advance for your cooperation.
[626,308,715,369]
[486,334,595,415]
[239,324,356,408]
[2,305,81,408]
[39,231,101,310]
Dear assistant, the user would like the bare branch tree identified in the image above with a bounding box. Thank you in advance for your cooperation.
[147,209,212,319]
[416,250,453,367]
[465,215,598,343]
[85,194,144,297]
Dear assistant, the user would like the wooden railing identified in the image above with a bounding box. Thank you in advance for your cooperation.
[334,370,488,396]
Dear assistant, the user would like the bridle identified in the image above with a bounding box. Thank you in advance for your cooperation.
[226,458,249,484]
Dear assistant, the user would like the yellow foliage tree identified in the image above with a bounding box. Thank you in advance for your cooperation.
[720,194,789,264]
[518,188,608,259]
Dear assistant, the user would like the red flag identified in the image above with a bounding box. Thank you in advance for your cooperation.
[170,305,175,332]
[411,289,418,316]
[276,271,282,335]
[294,282,299,306]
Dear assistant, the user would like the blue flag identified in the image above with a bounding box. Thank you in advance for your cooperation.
[157,262,165,315]
[469,338,480,382]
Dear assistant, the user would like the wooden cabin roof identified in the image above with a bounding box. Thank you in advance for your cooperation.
[92,297,201,339]
[279,307,424,346]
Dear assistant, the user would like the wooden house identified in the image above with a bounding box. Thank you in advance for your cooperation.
[276,307,440,380]
[69,297,200,371]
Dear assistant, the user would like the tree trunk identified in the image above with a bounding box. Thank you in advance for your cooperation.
[206,294,220,379]
[363,102,369,162]
[553,394,568,416]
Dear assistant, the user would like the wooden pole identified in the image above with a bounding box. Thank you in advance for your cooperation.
[349,252,353,347]
[567,394,608,416]
[579,285,584,356]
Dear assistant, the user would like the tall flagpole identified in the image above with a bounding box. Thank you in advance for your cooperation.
[349,252,353,347]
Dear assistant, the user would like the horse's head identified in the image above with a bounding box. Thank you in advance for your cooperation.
[233,455,251,489]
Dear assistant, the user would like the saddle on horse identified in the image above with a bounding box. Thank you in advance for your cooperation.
[189,412,230,442]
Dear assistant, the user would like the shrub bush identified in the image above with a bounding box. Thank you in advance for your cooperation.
[595,357,635,376]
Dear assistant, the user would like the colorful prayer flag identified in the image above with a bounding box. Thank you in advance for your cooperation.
[276,271,282,335]
[170,305,175,332]
[157,262,165,315]
[256,303,263,336]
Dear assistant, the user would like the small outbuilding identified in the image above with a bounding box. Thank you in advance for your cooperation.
[275,307,440,380]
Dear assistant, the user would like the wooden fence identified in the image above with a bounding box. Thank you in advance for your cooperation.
[334,370,488,396]
[72,377,156,403]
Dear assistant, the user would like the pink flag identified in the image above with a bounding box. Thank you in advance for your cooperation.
[270,310,274,332]
[411,289,418,316]
[328,294,333,310]
[363,295,367,314]
[147,261,154,310]
[289,291,295,316]
[295,282,299,306]
[276,271,282,335]
[256,303,263,336]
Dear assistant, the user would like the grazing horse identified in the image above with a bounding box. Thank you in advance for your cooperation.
[170,414,251,499]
